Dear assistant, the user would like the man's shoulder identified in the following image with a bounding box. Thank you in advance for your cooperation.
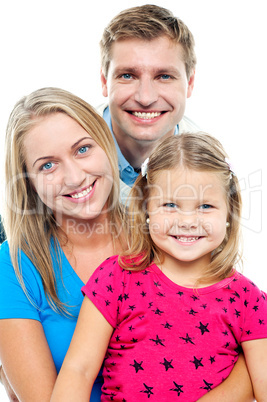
[179,115,200,133]
[97,103,108,116]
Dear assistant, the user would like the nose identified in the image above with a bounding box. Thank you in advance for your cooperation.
[63,160,86,188]
[134,77,158,106]
[177,211,199,231]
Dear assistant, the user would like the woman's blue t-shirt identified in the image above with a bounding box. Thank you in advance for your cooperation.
[0,240,102,401]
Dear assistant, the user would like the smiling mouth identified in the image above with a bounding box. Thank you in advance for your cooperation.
[65,181,96,199]
[172,236,202,243]
[130,111,163,120]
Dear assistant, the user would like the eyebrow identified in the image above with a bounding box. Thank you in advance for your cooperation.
[32,136,92,167]
[114,66,181,77]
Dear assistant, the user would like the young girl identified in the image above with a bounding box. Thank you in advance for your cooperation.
[51,133,267,401]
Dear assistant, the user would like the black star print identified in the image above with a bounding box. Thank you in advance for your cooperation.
[229,297,236,303]
[234,309,241,318]
[191,295,199,301]
[253,305,259,312]
[170,381,184,396]
[131,338,138,343]
[92,291,97,297]
[136,281,143,286]
[246,330,252,335]
[160,358,174,371]
[129,325,135,332]
[243,286,250,293]
[123,293,129,300]
[244,300,249,307]
[140,383,154,398]
[222,307,227,313]
[128,305,136,311]
[187,308,198,316]
[232,290,240,298]
[148,302,153,308]
[109,271,114,277]
[152,308,164,316]
[161,322,173,330]
[106,285,113,293]
[130,360,144,373]
[259,319,265,325]
[153,281,161,287]
[177,291,184,296]
[156,291,165,297]
[150,335,165,346]
[180,333,195,345]
[115,335,121,342]
[118,294,123,302]
[209,356,215,364]
[142,269,149,275]
[201,379,213,391]
[222,330,228,336]
[216,298,223,302]
[140,291,147,297]
[94,277,99,283]
[201,304,207,309]
[196,322,210,335]
[190,356,204,369]
[105,300,111,306]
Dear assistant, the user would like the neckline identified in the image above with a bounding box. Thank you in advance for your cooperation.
[150,263,237,295]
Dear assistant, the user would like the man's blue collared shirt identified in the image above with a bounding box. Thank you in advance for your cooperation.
[102,106,178,187]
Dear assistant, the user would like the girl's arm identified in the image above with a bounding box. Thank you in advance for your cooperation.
[51,296,113,401]
[197,352,254,402]
[242,338,267,401]
[0,319,57,402]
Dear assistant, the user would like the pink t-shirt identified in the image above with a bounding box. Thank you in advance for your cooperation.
[82,256,267,401]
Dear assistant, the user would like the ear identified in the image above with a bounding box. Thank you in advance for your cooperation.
[187,70,195,99]
[100,68,108,98]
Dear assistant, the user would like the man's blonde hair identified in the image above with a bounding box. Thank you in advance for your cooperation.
[100,4,196,80]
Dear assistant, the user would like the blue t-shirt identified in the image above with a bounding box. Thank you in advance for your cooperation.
[0,240,102,401]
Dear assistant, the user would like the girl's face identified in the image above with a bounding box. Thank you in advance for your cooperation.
[147,168,228,281]
[23,112,113,226]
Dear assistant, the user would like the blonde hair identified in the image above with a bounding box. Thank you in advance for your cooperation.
[100,4,196,80]
[121,133,242,285]
[4,87,123,313]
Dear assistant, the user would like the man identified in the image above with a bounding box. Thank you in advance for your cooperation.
[99,4,198,194]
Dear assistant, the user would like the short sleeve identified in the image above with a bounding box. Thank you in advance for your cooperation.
[0,241,41,321]
[81,255,123,328]
[240,277,267,342]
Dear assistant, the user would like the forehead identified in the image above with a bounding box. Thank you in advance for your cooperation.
[149,168,226,199]
[109,35,185,72]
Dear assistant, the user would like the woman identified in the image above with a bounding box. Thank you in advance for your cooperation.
[0,87,125,401]
[0,88,254,401]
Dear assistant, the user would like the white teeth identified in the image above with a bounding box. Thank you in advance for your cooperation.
[71,185,92,199]
[132,112,161,119]
[176,237,200,242]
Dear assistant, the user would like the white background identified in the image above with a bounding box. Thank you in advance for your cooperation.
[0,1,266,399]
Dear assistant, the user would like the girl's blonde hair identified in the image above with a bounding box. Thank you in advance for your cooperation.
[4,87,123,314]
[121,133,242,285]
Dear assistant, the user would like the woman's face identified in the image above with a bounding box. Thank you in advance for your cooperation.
[23,112,113,226]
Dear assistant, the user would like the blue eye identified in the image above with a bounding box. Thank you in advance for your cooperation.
[41,162,54,171]
[199,204,212,210]
[161,74,171,80]
[164,202,177,209]
[78,146,89,154]
[122,73,132,79]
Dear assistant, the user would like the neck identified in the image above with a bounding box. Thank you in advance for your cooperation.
[118,138,155,169]
[57,212,113,248]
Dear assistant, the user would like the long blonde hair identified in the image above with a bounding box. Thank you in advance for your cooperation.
[4,87,124,313]
[121,133,242,285]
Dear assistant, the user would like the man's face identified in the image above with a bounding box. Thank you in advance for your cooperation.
[101,35,195,148]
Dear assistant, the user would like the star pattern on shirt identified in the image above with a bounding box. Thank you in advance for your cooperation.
[83,256,267,401]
